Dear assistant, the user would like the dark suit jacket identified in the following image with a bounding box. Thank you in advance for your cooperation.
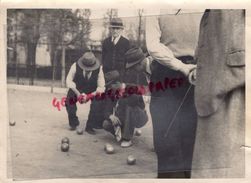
[195,10,245,117]
[102,36,130,79]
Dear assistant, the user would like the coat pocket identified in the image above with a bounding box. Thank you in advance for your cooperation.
[226,50,245,67]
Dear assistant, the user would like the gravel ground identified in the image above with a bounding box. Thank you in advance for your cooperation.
[7,88,251,180]
[7,89,156,180]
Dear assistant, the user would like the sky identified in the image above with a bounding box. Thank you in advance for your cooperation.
[88,9,140,41]
[88,9,205,41]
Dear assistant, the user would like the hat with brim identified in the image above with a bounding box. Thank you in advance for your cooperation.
[107,81,123,89]
[77,52,100,71]
[105,70,120,87]
[125,47,146,69]
[109,18,124,29]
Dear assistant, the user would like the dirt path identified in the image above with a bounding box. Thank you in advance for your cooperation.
[7,89,156,179]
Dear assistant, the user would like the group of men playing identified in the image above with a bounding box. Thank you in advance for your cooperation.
[64,9,245,178]
[65,17,148,148]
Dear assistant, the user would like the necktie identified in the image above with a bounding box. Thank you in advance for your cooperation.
[112,37,116,45]
[85,71,91,80]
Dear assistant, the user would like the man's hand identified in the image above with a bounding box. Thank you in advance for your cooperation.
[188,68,197,85]
[180,64,197,77]
[109,114,121,126]
[77,94,86,104]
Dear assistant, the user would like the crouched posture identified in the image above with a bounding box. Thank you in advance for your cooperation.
[65,52,105,134]
[102,70,148,148]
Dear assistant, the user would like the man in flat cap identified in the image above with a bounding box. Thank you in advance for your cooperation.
[65,52,105,135]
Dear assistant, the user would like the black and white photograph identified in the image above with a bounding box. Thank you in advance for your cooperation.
[0,1,251,182]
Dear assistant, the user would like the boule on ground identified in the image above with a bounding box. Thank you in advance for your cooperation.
[61,143,70,152]
[9,121,16,126]
[61,137,70,144]
[127,155,136,165]
[134,129,142,136]
[104,143,115,154]
[76,128,84,135]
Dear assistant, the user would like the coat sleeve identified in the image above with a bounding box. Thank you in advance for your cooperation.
[194,10,245,117]
[145,15,189,72]
[224,9,245,91]
[102,39,108,74]
[226,10,245,66]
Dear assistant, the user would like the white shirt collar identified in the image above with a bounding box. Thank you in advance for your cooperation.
[83,70,92,79]
[112,35,121,45]
[145,57,153,75]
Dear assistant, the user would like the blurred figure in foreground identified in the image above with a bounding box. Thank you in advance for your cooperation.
[191,9,245,178]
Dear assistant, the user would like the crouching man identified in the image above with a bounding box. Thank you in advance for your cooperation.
[102,49,149,148]
[65,52,105,134]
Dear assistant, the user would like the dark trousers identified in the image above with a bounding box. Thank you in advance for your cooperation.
[65,89,104,128]
[103,98,136,141]
[150,59,197,177]
[117,98,137,141]
[158,171,191,178]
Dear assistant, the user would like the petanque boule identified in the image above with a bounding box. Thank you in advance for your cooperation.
[127,155,136,165]
[61,143,70,152]
[104,143,115,154]
[134,129,142,136]
[61,137,70,144]
[76,128,84,135]
[9,121,16,126]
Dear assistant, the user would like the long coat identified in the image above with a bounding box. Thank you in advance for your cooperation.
[192,10,245,178]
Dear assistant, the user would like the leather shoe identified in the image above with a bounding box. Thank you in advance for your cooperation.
[121,140,132,148]
[93,125,103,129]
[85,127,96,135]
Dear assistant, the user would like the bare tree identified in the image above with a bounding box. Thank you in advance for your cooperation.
[73,9,92,49]
[42,9,91,89]
[7,9,92,89]
[18,9,44,85]
[102,9,118,39]
[43,9,80,89]
[7,9,19,83]
[137,9,144,46]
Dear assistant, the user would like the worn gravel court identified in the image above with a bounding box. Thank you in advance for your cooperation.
[7,89,156,180]
[6,88,251,180]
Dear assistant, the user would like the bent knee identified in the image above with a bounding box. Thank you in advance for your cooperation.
[103,120,112,130]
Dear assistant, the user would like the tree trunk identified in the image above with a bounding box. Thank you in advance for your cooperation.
[61,45,66,87]
[14,11,19,84]
[138,16,141,46]
[51,48,57,93]
[26,42,37,85]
